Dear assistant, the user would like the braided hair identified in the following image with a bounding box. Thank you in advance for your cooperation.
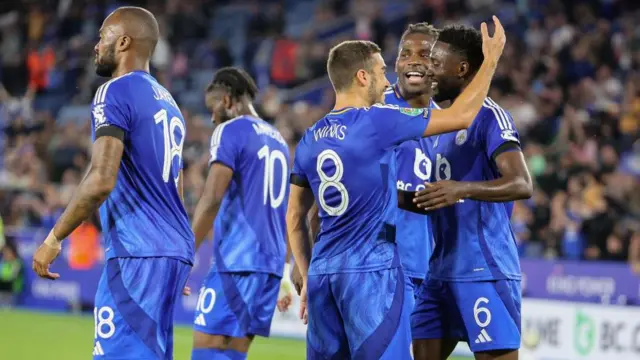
[206,67,258,101]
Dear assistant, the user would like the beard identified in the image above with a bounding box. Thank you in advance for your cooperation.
[366,77,382,105]
[432,79,462,103]
[95,44,117,78]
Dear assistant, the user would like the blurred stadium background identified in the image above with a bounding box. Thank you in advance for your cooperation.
[0,0,639,359]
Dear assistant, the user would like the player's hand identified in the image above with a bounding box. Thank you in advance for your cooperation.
[32,242,61,280]
[299,281,308,325]
[291,263,303,296]
[480,16,506,68]
[277,281,293,313]
[413,181,467,211]
[182,285,192,296]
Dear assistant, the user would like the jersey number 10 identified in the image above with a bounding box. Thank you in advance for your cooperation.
[257,145,288,208]
[154,109,185,187]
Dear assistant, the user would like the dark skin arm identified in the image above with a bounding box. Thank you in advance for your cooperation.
[410,150,533,212]
[192,163,233,251]
[54,136,123,238]
[33,136,123,280]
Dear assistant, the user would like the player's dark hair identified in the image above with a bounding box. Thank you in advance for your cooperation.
[401,22,439,40]
[206,67,259,101]
[327,40,381,92]
[437,24,484,75]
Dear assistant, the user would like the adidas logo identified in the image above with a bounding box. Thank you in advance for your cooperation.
[194,313,207,326]
[93,341,104,356]
[474,329,492,344]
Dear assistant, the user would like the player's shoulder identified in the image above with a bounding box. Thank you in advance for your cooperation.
[92,72,143,106]
[479,97,514,123]
[384,87,400,104]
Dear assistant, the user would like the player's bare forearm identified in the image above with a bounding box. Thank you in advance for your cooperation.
[457,176,533,202]
[413,151,532,210]
[192,199,220,251]
[192,163,233,251]
[466,150,532,201]
[287,184,315,279]
[53,136,123,239]
[308,201,320,245]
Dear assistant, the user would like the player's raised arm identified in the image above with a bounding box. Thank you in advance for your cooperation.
[422,16,506,136]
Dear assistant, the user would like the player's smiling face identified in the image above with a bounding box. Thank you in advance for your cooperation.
[427,41,466,103]
[395,32,437,96]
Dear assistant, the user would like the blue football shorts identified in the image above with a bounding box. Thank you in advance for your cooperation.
[192,270,281,338]
[411,278,521,352]
[92,257,191,360]
[306,266,413,360]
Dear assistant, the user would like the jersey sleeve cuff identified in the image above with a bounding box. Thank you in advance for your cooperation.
[209,159,235,172]
[290,174,310,188]
[95,125,125,141]
[491,142,521,161]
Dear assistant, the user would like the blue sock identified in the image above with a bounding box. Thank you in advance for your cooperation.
[223,349,247,360]
[191,348,248,360]
[191,348,232,360]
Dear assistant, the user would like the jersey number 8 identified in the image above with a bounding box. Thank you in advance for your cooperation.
[155,109,185,187]
[316,149,349,216]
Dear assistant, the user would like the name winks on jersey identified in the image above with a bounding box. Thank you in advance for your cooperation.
[314,124,347,141]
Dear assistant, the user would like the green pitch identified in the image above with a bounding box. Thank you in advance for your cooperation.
[0,309,469,359]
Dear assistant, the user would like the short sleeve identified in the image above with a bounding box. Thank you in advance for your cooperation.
[367,104,430,150]
[209,122,240,171]
[91,79,132,138]
[482,99,521,161]
[290,140,310,188]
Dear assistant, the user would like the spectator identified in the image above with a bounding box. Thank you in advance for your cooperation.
[0,239,24,307]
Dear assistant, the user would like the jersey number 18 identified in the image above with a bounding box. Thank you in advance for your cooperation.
[155,109,185,187]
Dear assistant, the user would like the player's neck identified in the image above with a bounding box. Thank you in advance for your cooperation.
[237,102,260,118]
[398,87,433,108]
[334,92,370,110]
[112,57,150,78]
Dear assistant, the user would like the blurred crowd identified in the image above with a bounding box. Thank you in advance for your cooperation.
[0,0,639,265]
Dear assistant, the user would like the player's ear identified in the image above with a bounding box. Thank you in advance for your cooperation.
[355,69,369,88]
[116,35,132,52]
[223,94,232,110]
[458,61,470,79]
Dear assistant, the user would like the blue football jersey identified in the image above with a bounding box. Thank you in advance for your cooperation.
[428,98,521,281]
[90,71,194,263]
[208,115,289,276]
[384,85,435,280]
[291,104,431,275]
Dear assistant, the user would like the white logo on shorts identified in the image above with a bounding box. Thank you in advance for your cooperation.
[93,341,105,356]
[194,313,207,326]
[475,328,493,344]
